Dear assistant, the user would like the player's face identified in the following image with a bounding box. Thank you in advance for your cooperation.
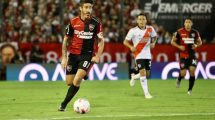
[80,3,93,19]
[137,16,147,28]
[184,19,193,30]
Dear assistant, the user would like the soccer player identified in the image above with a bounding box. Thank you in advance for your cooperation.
[58,0,104,111]
[171,18,202,95]
[123,13,157,99]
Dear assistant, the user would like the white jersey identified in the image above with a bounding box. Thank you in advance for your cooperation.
[125,25,157,60]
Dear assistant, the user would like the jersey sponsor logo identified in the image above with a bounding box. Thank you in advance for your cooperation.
[74,25,81,28]
[89,24,95,31]
[74,30,94,39]
[182,37,195,44]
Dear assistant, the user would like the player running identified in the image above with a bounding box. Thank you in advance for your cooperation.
[58,0,104,111]
[171,18,202,95]
[123,13,157,99]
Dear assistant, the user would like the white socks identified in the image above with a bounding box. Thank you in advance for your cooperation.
[140,76,150,95]
[133,73,140,80]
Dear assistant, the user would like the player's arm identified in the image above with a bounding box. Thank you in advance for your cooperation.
[91,21,105,64]
[97,34,105,57]
[61,24,73,69]
[150,37,157,49]
[91,32,104,63]
[61,36,68,69]
[150,27,158,49]
[192,32,202,49]
[171,32,185,51]
[123,29,135,52]
[123,39,135,52]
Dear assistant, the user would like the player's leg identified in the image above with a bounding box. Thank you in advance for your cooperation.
[65,61,93,104]
[60,69,88,109]
[187,59,197,95]
[176,58,187,88]
[146,70,151,78]
[73,69,87,86]
[58,55,78,111]
[139,68,152,99]
[130,73,139,87]
[130,62,139,86]
[66,75,75,86]
[137,59,152,99]
[145,60,151,78]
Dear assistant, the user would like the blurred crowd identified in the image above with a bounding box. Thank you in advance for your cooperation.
[1,0,178,44]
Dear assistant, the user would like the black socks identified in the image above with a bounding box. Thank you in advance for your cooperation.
[61,84,80,107]
[177,75,183,82]
[188,76,195,91]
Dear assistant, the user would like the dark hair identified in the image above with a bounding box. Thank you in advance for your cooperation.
[136,13,147,18]
[0,43,16,53]
[80,0,94,5]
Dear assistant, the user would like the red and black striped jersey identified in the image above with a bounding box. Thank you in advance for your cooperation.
[65,16,103,55]
[175,27,201,59]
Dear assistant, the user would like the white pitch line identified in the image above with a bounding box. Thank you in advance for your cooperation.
[13,113,215,120]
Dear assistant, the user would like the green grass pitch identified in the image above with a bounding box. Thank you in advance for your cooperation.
[0,79,215,120]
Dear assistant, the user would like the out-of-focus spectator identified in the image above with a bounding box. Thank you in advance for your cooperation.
[0,43,24,80]
[2,0,147,43]
[130,3,141,18]
[29,42,44,63]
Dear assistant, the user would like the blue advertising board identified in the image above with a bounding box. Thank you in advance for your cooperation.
[6,62,215,81]
[6,63,129,81]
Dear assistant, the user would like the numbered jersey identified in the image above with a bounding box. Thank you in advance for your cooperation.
[175,27,201,59]
[125,26,157,60]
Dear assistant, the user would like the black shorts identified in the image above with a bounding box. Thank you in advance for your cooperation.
[136,59,151,71]
[66,54,94,75]
[179,58,197,69]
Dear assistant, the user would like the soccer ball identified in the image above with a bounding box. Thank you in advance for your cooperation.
[73,98,90,114]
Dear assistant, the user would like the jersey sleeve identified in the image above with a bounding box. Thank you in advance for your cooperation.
[97,22,103,34]
[125,29,133,41]
[65,23,74,37]
[96,22,104,40]
[195,31,201,39]
[150,27,157,37]
[174,31,182,44]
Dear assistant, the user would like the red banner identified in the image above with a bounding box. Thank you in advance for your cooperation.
[18,43,215,63]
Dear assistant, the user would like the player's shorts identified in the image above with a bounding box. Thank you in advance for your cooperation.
[135,59,151,71]
[179,58,197,70]
[66,54,94,75]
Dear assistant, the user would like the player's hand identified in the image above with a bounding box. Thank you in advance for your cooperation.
[178,45,185,51]
[192,44,198,49]
[61,57,67,70]
[130,47,136,52]
[150,44,155,49]
[91,55,100,64]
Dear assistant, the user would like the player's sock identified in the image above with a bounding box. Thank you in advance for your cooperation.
[188,76,195,91]
[176,75,183,88]
[133,73,140,80]
[61,84,80,107]
[177,75,183,82]
[140,76,150,95]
